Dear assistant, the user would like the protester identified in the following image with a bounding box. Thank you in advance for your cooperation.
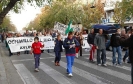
[63,31,80,77]
[31,37,44,72]
[6,33,13,56]
[120,28,133,84]
[24,30,30,54]
[79,32,83,56]
[87,29,96,62]
[94,29,107,66]
[74,32,80,58]
[121,29,131,63]
[54,34,63,66]
[17,33,21,56]
[83,30,87,35]
[110,29,122,65]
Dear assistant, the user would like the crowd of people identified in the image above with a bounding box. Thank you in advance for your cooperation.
[1,28,133,83]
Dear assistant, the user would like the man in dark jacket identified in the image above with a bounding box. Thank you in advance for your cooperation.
[120,29,133,84]
[87,29,96,62]
[110,29,122,65]
[63,31,80,77]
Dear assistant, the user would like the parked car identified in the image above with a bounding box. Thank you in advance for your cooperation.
[106,34,112,51]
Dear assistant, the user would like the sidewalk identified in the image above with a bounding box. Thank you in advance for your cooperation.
[0,43,24,84]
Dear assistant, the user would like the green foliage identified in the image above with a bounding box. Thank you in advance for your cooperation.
[0,16,17,32]
[0,0,52,13]
[26,0,104,30]
[113,0,133,27]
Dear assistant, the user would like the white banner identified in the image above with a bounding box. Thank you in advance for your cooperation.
[54,22,82,35]
[54,22,67,35]
[6,35,90,53]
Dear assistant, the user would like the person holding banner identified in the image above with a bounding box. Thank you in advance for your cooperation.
[31,37,44,72]
[17,33,21,56]
[63,32,80,77]
[6,34,13,56]
[54,34,63,66]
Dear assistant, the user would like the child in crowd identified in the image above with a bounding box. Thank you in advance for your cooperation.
[54,34,63,66]
[31,37,44,72]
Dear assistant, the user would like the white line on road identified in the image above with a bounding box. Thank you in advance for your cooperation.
[14,64,41,84]
[74,59,131,82]
[85,57,131,71]
[55,61,113,84]
[39,62,77,84]
[12,56,66,62]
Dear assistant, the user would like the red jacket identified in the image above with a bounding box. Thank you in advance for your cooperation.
[32,42,43,54]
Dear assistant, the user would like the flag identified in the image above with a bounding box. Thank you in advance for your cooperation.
[65,20,73,35]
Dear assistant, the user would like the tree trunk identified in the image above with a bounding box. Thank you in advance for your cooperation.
[0,0,20,25]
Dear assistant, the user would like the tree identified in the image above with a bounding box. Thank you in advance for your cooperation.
[113,0,133,27]
[0,0,52,25]
[39,0,85,29]
[82,0,104,28]
[0,15,17,32]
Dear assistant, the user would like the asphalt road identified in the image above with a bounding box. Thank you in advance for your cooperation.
[1,44,131,84]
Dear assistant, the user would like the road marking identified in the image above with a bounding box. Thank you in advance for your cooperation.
[14,64,41,84]
[85,57,131,71]
[12,56,66,62]
[39,62,77,84]
[74,58,131,82]
[53,61,113,84]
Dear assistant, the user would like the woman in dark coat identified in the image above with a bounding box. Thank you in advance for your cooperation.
[120,29,133,84]
[54,34,63,66]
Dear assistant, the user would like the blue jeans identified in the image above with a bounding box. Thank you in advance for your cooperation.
[112,46,122,64]
[123,50,130,62]
[97,49,106,64]
[66,56,75,74]
[131,63,133,84]
[34,54,41,68]
[55,52,61,63]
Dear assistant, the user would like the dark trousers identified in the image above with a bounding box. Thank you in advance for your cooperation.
[97,49,106,64]
[34,54,41,68]
[80,46,82,56]
[24,50,29,54]
[55,52,61,63]
[131,63,133,84]
[8,49,12,56]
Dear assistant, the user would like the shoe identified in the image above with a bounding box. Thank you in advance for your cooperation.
[127,61,131,64]
[68,73,73,77]
[35,68,39,72]
[57,63,60,66]
[103,64,107,67]
[89,60,95,63]
[55,62,58,66]
[113,63,117,66]
[76,53,78,58]
[118,63,122,66]
[123,58,125,63]
[97,64,101,66]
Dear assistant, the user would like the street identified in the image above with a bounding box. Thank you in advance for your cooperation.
[0,43,131,84]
